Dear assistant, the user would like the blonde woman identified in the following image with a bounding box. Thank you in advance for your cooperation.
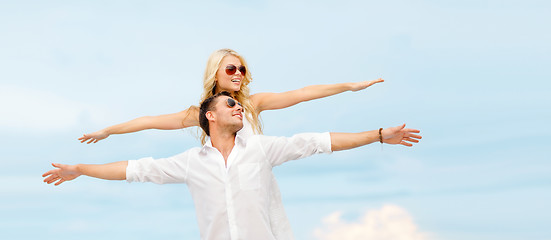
[78,48,384,144]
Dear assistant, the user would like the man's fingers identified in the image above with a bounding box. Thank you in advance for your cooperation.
[42,170,54,177]
[404,128,420,133]
[55,179,65,186]
[400,141,413,147]
[44,164,62,181]
[405,133,422,139]
[410,134,422,139]
[404,137,419,143]
[388,124,406,133]
[43,174,53,182]
[48,177,60,184]
[52,163,64,168]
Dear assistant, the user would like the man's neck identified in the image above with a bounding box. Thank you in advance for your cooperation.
[209,131,236,166]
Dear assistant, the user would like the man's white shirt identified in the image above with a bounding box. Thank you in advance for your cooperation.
[126,132,332,240]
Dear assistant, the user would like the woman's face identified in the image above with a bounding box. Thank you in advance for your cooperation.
[215,55,244,94]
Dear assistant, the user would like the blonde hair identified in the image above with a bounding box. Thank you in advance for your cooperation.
[198,48,262,144]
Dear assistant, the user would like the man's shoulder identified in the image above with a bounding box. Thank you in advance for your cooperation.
[248,133,326,141]
[246,134,281,142]
[239,135,280,149]
[246,132,330,148]
[172,146,203,157]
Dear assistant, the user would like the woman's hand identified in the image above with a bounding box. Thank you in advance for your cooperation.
[78,130,109,144]
[349,78,384,92]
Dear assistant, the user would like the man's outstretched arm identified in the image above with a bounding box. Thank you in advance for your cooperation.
[42,161,128,186]
[330,124,422,151]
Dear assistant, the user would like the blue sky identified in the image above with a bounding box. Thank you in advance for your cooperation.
[1,0,550,239]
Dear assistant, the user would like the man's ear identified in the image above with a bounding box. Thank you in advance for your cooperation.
[206,111,215,121]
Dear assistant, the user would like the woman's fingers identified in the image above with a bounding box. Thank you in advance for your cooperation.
[44,175,59,184]
[79,134,102,144]
[78,134,91,142]
[367,78,384,86]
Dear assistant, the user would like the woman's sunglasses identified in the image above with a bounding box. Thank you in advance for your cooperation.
[225,64,246,75]
[226,98,242,108]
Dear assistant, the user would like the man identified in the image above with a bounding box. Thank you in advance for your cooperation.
[43,91,422,240]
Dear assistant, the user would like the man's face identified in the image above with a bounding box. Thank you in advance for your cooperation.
[209,96,244,134]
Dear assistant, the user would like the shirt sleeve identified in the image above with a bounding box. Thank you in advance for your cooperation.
[126,151,191,184]
[259,132,332,167]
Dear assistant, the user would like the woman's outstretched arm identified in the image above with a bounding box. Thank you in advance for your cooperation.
[78,106,199,144]
[250,79,383,113]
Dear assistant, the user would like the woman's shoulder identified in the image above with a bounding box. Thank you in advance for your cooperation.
[248,92,270,109]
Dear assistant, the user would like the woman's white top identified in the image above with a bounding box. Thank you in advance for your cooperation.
[236,113,255,138]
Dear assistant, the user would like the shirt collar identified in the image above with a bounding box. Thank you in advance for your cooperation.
[200,136,213,154]
[200,134,246,153]
[234,134,246,147]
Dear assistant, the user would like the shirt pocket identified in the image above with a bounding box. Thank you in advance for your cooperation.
[238,163,260,190]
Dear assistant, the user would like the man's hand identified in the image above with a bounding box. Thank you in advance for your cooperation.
[382,124,422,147]
[78,130,109,144]
[42,163,82,186]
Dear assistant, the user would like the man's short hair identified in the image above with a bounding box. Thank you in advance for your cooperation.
[199,91,233,136]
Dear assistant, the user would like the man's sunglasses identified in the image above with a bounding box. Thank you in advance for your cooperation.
[225,64,246,75]
[226,98,242,108]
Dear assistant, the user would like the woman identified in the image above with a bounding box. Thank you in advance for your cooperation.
[78,48,383,144]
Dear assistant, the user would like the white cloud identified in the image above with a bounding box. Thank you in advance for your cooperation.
[313,204,432,240]
[0,85,110,132]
